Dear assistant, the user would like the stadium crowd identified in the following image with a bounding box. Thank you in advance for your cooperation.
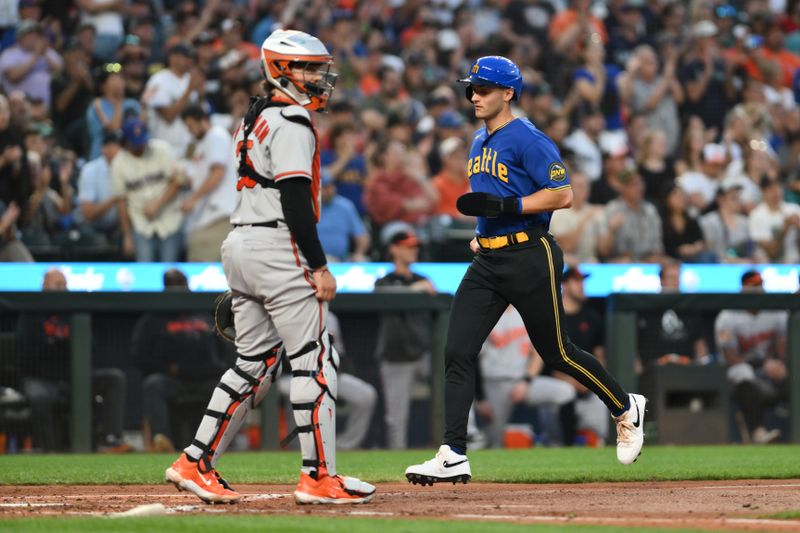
[0,0,798,265]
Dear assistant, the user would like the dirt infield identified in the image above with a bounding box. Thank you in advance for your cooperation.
[2,479,800,530]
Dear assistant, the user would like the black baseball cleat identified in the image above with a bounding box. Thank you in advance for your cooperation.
[404,445,472,486]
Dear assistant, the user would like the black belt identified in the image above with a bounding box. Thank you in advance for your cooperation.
[233,220,278,228]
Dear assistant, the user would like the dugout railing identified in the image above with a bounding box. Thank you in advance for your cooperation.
[0,292,452,453]
[606,293,800,443]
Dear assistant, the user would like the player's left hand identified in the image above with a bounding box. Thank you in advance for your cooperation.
[457,192,520,217]
[312,267,337,302]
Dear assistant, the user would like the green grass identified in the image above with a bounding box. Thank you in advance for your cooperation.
[0,516,716,533]
[765,510,800,519]
[1,445,799,485]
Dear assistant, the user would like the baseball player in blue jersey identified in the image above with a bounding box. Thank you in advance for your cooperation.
[405,56,647,485]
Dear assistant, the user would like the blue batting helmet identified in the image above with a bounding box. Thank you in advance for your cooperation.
[458,56,522,101]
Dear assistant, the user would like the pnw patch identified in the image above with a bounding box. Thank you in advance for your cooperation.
[548,162,567,182]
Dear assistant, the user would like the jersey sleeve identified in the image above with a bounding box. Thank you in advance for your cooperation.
[521,136,570,191]
[271,121,315,182]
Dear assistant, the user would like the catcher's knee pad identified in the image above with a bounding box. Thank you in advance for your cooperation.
[285,331,339,476]
[188,343,283,468]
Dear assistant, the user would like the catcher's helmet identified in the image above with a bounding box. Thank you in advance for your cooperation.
[261,29,337,112]
[458,56,522,102]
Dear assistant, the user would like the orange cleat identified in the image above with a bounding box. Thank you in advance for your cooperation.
[165,453,240,504]
[294,472,376,505]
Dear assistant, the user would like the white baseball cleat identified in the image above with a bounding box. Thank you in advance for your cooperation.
[614,393,647,465]
[405,445,472,486]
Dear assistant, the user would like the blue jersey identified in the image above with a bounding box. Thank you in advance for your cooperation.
[467,118,569,236]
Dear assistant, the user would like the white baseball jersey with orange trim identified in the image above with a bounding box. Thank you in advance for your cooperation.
[230,104,321,225]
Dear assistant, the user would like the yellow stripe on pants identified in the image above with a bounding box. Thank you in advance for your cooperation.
[539,237,623,410]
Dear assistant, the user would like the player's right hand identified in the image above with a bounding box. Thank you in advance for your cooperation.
[312,268,337,302]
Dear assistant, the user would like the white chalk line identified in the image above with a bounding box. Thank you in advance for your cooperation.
[0,502,68,508]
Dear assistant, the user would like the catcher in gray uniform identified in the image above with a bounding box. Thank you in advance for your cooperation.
[165,29,376,506]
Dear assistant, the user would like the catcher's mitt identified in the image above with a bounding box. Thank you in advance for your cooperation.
[214,291,235,342]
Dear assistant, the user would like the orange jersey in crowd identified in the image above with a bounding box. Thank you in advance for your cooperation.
[432,171,470,217]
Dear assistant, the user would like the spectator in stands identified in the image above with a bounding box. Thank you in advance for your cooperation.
[318,172,370,262]
[715,270,787,444]
[660,183,714,263]
[519,81,554,128]
[0,94,32,215]
[86,62,141,160]
[0,20,62,107]
[599,167,664,262]
[722,142,778,214]
[22,139,76,248]
[550,170,605,264]
[215,18,259,81]
[164,1,218,53]
[570,36,623,131]
[588,137,629,205]
[363,139,437,228]
[17,268,129,452]
[700,182,755,263]
[0,199,32,261]
[133,268,228,452]
[618,44,683,156]
[549,0,607,61]
[50,39,94,157]
[322,122,368,216]
[113,116,185,262]
[606,1,653,70]
[73,22,98,68]
[677,143,728,214]
[428,111,467,176]
[564,104,605,183]
[674,118,708,177]
[180,104,235,262]
[374,223,434,449]
[637,129,676,203]
[543,114,571,155]
[76,0,125,61]
[679,20,734,134]
[477,305,577,448]
[277,312,377,450]
[76,129,121,245]
[362,65,409,118]
[142,44,202,159]
[558,267,610,445]
[743,19,800,89]
[431,137,470,220]
[748,178,800,264]
[116,34,150,99]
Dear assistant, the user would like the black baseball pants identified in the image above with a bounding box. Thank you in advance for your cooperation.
[443,232,629,451]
